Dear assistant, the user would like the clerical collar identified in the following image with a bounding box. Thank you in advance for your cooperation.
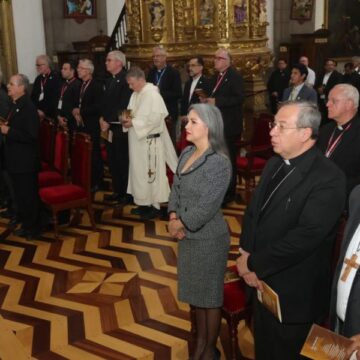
[337,119,353,131]
[283,146,315,167]
[66,77,74,83]
[157,65,167,72]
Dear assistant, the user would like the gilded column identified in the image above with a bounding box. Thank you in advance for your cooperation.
[218,0,229,43]
[0,0,18,81]
[126,0,142,44]
[174,0,185,42]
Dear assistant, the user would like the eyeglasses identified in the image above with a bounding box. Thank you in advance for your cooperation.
[269,122,307,132]
[36,63,45,67]
[214,56,227,61]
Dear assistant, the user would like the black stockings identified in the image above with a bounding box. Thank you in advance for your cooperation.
[192,306,222,360]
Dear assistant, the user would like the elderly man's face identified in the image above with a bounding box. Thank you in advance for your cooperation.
[270,105,307,159]
[126,76,145,92]
[152,49,167,69]
[327,87,353,123]
[214,49,230,73]
[7,75,25,100]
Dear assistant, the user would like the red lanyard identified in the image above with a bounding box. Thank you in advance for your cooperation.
[211,70,228,96]
[79,79,92,105]
[325,123,352,158]
[60,78,75,99]
[40,72,50,92]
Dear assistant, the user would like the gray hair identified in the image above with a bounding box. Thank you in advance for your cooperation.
[79,58,94,74]
[188,103,229,158]
[280,100,321,139]
[108,50,126,66]
[36,54,52,69]
[217,47,232,63]
[332,83,359,109]
[153,45,167,56]
[14,74,30,94]
[126,66,145,80]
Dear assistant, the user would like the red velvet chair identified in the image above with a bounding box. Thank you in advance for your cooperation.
[176,126,190,154]
[38,128,69,188]
[39,117,56,171]
[237,113,274,202]
[39,132,96,237]
[222,265,252,360]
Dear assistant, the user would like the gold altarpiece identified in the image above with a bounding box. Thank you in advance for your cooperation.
[124,0,270,113]
[0,0,17,82]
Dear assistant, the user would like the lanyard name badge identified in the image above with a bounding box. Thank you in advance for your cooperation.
[156,68,166,86]
[79,79,91,109]
[211,70,228,96]
[39,74,49,102]
[58,78,75,110]
[325,123,352,158]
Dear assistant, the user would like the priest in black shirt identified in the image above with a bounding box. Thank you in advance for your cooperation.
[99,50,132,205]
[31,54,60,120]
[317,83,360,197]
[56,60,81,134]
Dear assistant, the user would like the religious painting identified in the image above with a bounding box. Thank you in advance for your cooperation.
[149,0,165,28]
[64,0,96,20]
[326,0,360,57]
[290,0,313,22]
[199,0,215,25]
[233,0,247,24]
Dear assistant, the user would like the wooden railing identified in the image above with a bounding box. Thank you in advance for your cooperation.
[106,6,127,53]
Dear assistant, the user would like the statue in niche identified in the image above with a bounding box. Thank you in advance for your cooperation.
[234,0,247,24]
[259,0,267,23]
[199,0,214,25]
[149,0,165,28]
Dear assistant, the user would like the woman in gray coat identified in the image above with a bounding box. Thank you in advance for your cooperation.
[168,104,231,360]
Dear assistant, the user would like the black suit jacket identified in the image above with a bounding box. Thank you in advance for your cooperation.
[330,185,360,337]
[56,77,81,131]
[316,70,343,99]
[78,79,103,135]
[4,95,40,173]
[241,147,346,323]
[180,75,210,116]
[209,66,244,138]
[317,116,360,196]
[101,69,132,137]
[267,68,290,100]
[147,64,182,121]
[31,70,61,118]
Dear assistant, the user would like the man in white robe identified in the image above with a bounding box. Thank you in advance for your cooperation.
[122,66,178,220]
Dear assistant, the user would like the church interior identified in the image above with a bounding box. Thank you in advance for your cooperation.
[0,0,358,359]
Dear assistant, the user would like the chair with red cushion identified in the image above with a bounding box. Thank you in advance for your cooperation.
[222,265,252,360]
[176,126,190,154]
[39,132,96,237]
[237,113,274,202]
[38,128,69,188]
[39,117,56,171]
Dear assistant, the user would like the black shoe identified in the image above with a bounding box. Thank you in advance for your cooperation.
[13,228,29,237]
[0,209,15,219]
[103,193,120,202]
[114,194,133,207]
[9,216,20,226]
[140,206,160,220]
[130,206,150,215]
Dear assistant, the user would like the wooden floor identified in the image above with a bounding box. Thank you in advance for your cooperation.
[0,187,254,360]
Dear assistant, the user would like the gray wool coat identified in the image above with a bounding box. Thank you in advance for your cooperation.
[168,146,231,308]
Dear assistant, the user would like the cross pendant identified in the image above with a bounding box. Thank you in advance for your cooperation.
[148,169,154,178]
[340,254,360,282]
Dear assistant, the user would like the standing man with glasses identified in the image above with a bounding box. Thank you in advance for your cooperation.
[237,101,346,360]
[31,54,60,120]
[72,59,104,192]
[205,47,244,204]
[147,46,182,144]
[317,84,360,198]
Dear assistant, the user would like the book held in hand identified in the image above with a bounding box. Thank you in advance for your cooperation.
[300,324,352,360]
[257,281,282,322]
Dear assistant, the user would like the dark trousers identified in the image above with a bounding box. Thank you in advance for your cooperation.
[254,299,311,360]
[87,130,104,188]
[225,136,238,200]
[9,171,40,232]
[105,132,129,196]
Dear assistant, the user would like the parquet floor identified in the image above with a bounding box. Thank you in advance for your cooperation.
[0,187,254,360]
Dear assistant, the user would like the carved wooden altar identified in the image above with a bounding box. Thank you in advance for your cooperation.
[125,0,271,113]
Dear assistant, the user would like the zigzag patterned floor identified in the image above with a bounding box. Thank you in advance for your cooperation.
[0,188,254,360]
